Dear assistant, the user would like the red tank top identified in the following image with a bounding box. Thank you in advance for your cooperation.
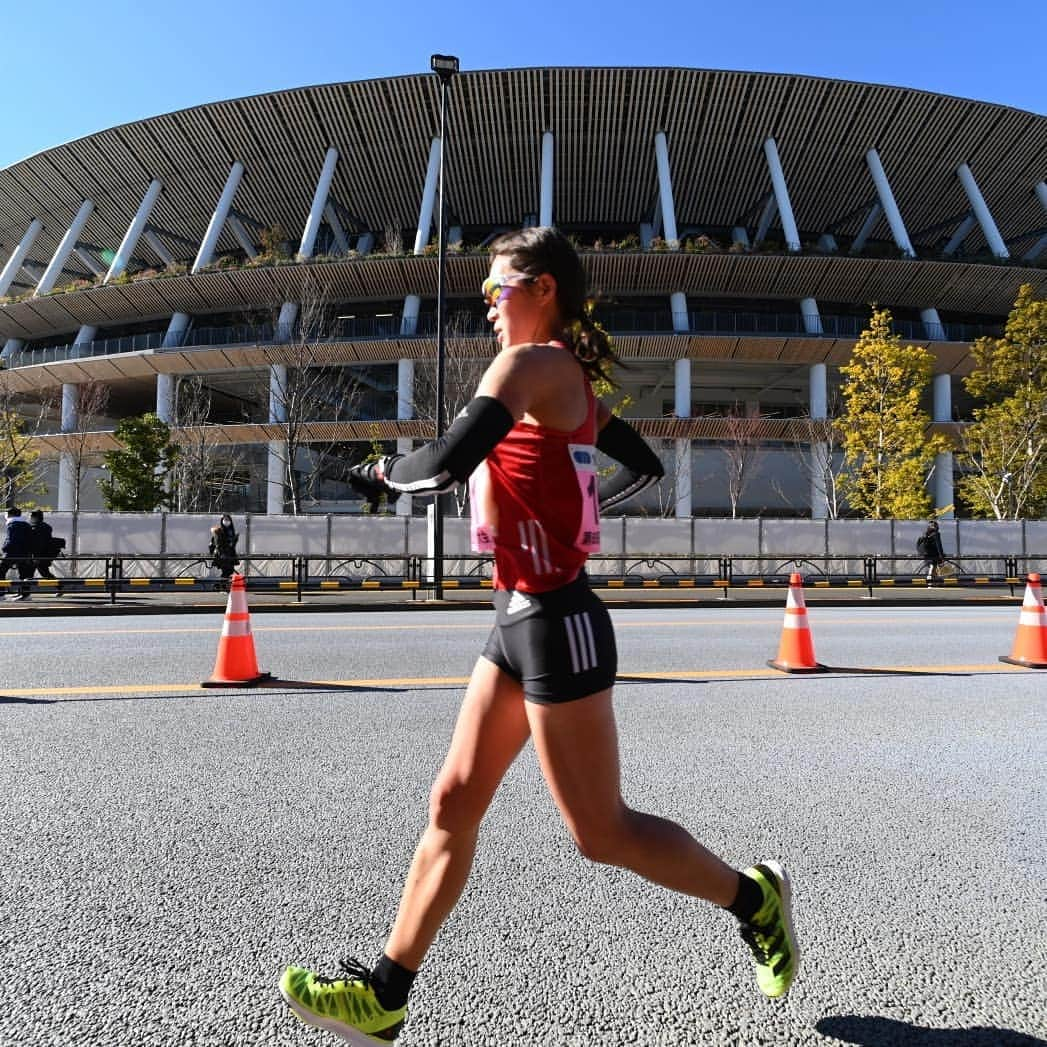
[469,376,601,593]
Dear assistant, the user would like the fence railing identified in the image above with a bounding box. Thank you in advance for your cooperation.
[0,553,1033,605]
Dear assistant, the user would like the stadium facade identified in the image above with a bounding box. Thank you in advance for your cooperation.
[1,67,1045,518]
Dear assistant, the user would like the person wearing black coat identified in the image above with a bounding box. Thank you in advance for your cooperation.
[208,515,240,588]
[1,507,34,599]
[917,519,946,581]
[29,509,59,579]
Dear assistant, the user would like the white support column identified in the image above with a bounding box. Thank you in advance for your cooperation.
[165,162,246,348]
[448,226,463,247]
[674,358,692,519]
[35,199,94,296]
[412,138,442,255]
[323,201,350,255]
[654,132,679,245]
[799,297,823,335]
[57,383,79,510]
[226,214,258,259]
[942,214,976,256]
[818,233,838,252]
[1022,182,1047,263]
[105,179,162,283]
[732,226,750,248]
[670,291,689,333]
[194,162,245,271]
[267,364,288,515]
[956,164,1009,259]
[396,358,414,517]
[865,149,915,257]
[71,324,97,358]
[356,232,375,255]
[142,229,175,268]
[156,373,175,424]
[920,307,945,341]
[1,339,24,360]
[763,138,801,251]
[0,218,42,296]
[299,147,339,261]
[809,363,829,520]
[754,195,778,244]
[540,131,554,227]
[849,202,883,254]
[932,372,954,516]
[73,246,106,278]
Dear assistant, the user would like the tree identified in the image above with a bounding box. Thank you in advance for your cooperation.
[955,285,1047,519]
[722,404,769,519]
[838,307,949,520]
[0,385,52,507]
[168,377,245,513]
[99,414,178,511]
[63,381,111,512]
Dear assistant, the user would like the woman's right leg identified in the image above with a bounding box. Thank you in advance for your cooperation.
[383,656,530,971]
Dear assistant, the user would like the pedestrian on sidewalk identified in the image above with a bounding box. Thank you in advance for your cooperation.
[208,514,240,589]
[0,507,34,600]
[280,227,799,1045]
[29,510,63,580]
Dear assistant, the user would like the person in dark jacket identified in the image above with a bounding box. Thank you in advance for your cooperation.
[29,510,60,579]
[208,514,240,588]
[1,507,35,600]
[917,519,946,581]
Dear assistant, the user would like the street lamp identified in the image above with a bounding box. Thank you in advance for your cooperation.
[430,53,458,600]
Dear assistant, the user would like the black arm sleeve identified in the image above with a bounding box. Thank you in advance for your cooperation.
[382,396,515,495]
[596,415,665,510]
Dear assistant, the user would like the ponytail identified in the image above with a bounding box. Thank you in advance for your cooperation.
[565,309,620,385]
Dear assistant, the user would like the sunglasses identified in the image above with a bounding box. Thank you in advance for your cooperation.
[481,273,535,307]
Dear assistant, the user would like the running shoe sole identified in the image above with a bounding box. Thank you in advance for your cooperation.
[757,859,800,997]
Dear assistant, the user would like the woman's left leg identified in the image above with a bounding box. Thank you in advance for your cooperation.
[525,688,739,906]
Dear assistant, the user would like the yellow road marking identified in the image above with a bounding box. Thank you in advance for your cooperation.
[1,663,1032,699]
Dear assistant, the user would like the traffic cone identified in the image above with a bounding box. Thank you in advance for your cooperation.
[999,573,1047,669]
[767,573,825,673]
[202,574,272,687]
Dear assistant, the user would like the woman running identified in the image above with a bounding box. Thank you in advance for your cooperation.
[280,227,798,1044]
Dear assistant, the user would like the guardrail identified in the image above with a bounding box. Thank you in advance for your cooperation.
[0,554,1033,605]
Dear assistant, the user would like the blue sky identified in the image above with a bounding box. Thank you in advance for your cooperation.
[2,0,1043,170]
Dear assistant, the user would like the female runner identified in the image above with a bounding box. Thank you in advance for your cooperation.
[280,227,798,1045]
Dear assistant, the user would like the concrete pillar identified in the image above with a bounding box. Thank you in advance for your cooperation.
[957,164,1008,259]
[932,372,954,516]
[35,199,94,296]
[105,179,162,283]
[400,295,421,337]
[156,373,175,424]
[674,358,691,518]
[142,229,175,268]
[732,226,751,248]
[71,324,98,358]
[1022,181,1047,263]
[670,291,689,333]
[800,297,823,335]
[817,233,838,252]
[809,363,829,519]
[921,307,945,341]
[323,201,350,255]
[356,232,375,255]
[850,202,883,254]
[0,218,42,296]
[226,214,258,259]
[540,131,554,227]
[73,246,106,278]
[299,148,339,261]
[654,132,679,245]
[1,339,24,361]
[194,162,245,272]
[57,383,79,510]
[865,149,915,257]
[267,364,288,515]
[412,138,442,255]
[754,195,778,244]
[763,139,801,251]
[396,358,414,516]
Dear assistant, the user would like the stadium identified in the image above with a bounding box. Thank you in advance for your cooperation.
[1,66,1045,518]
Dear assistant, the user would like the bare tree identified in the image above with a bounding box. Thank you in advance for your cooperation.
[775,401,849,520]
[262,281,369,514]
[722,404,769,519]
[169,377,245,512]
[63,380,111,512]
[0,383,54,506]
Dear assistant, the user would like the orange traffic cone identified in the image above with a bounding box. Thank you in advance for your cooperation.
[999,573,1047,669]
[202,574,272,687]
[767,573,825,673]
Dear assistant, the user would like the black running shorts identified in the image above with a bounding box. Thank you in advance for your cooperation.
[480,572,617,704]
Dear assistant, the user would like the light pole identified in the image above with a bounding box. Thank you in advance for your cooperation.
[430,53,458,600]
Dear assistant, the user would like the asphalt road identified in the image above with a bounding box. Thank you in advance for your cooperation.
[1,604,1045,1047]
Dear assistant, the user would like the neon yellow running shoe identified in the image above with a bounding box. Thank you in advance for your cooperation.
[279,959,407,1045]
[738,861,799,999]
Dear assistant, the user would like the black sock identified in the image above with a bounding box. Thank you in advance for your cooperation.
[725,871,764,923]
[371,954,416,1011]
